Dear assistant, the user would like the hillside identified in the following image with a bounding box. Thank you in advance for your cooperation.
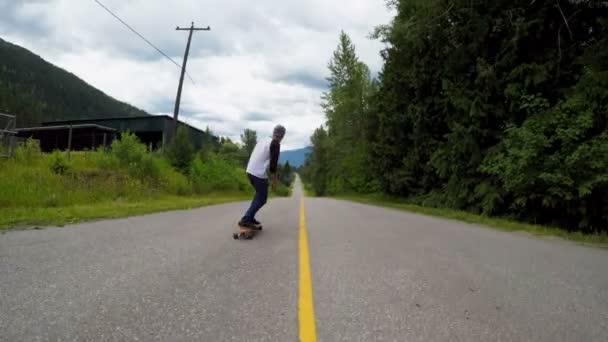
[279,146,312,167]
[0,37,148,128]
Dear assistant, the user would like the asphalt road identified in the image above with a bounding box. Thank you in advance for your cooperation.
[1,177,607,341]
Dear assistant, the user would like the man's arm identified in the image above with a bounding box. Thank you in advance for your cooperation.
[269,140,280,190]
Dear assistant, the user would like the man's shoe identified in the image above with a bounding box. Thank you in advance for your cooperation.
[238,220,256,229]
[251,219,262,230]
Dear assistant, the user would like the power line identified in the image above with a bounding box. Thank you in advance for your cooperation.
[92,0,197,84]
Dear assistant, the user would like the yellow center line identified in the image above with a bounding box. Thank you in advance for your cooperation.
[299,197,317,342]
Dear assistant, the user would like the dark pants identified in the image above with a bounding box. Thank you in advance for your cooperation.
[241,173,268,223]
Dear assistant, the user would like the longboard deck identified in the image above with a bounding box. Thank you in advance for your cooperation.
[232,225,262,240]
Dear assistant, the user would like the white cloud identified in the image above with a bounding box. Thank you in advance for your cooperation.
[0,0,393,149]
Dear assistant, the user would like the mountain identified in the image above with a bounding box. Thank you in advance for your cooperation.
[279,146,312,167]
[0,37,148,128]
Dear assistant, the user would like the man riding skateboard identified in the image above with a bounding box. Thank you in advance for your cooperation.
[238,124,286,229]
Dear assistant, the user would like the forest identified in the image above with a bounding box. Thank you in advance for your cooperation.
[300,0,608,233]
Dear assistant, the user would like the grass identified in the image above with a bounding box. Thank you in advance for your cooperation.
[0,136,298,231]
[328,193,608,247]
[272,183,292,197]
[302,183,315,197]
[0,193,250,231]
[0,136,261,231]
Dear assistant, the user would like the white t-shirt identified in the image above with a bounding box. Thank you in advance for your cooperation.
[246,138,280,179]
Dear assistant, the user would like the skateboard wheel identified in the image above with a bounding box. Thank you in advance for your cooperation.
[233,233,238,239]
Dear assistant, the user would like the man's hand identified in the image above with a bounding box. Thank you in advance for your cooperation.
[271,174,277,192]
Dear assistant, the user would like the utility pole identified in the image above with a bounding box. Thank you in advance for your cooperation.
[172,22,210,139]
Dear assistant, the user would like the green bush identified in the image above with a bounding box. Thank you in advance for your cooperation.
[165,126,195,173]
[0,130,257,211]
[110,132,146,167]
[107,132,164,181]
[49,151,70,175]
[190,153,250,193]
[274,183,291,197]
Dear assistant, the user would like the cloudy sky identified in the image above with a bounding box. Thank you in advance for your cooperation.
[0,0,393,150]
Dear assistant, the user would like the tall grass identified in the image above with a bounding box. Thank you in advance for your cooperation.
[190,154,250,193]
[0,134,252,210]
[331,193,608,246]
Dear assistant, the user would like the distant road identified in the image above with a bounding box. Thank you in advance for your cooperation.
[1,177,607,341]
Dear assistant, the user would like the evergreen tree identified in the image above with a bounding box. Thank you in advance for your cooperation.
[303,0,608,233]
[240,128,258,156]
[165,126,195,173]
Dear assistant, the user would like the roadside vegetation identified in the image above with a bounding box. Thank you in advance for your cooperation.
[332,194,608,246]
[0,127,294,230]
[300,1,608,242]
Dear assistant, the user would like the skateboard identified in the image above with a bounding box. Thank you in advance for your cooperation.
[232,224,263,240]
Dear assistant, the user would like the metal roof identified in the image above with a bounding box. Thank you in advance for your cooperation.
[15,124,117,132]
[42,115,207,134]
[43,115,160,123]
